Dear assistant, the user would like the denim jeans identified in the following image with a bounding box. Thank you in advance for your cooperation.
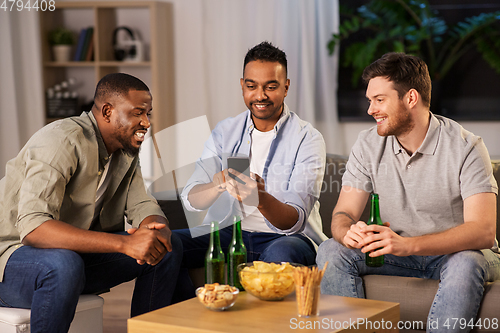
[0,232,182,333]
[316,239,500,333]
[172,225,317,302]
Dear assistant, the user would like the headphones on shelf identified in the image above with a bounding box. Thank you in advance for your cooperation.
[112,26,143,61]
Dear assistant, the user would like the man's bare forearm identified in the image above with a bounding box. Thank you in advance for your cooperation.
[257,191,299,230]
[22,219,126,253]
[405,221,496,256]
[140,215,169,228]
[331,211,357,245]
[187,183,223,210]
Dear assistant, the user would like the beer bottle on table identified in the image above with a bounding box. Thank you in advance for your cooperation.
[365,193,384,267]
[228,215,247,290]
[205,221,225,284]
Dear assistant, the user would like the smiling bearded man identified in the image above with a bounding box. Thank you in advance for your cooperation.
[366,77,415,138]
[0,73,182,333]
[317,52,500,333]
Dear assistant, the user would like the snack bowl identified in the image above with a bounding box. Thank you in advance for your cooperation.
[237,261,302,301]
[196,283,239,311]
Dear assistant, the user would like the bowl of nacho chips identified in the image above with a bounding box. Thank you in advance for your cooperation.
[196,283,239,311]
[237,261,302,301]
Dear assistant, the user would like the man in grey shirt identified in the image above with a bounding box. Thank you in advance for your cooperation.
[0,73,182,333]
[317,53,499,332]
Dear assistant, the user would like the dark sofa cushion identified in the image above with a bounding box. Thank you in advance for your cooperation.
[319,154,369,238]
[158,199,189,230]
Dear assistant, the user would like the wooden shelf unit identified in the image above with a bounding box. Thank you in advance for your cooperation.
[39,1,175,135]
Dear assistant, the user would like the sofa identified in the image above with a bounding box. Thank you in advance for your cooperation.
[158,154,500,332]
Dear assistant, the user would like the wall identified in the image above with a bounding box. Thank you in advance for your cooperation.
[460,122,500,159]
[341,121,500,159]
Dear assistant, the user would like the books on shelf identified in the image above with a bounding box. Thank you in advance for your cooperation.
[73,28,87,61]
[85,33,94,61]
[73,27,94,62]
[80,27,93,61]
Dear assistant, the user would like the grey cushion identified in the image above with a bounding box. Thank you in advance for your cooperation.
[363,275,437,328]
[364,276,500,332]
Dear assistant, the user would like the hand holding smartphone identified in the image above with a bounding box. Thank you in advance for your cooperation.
[227,156,250,184]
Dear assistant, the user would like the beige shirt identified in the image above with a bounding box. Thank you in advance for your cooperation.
[0,112,164,281]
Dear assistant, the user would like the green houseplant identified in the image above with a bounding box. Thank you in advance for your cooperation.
[48,27,75,46]
[48,28,75,62]
[329,0,500,86]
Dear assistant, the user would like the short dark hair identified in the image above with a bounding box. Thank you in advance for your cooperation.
[94,73,149,102]
[243,41,287,77]
[362,52,431,108]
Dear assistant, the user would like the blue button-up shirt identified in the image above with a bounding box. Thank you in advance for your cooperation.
[181,105,327,245]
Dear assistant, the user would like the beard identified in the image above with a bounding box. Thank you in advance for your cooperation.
[121,141,141,157]
[377,101,414,137]
[114,123,143,157]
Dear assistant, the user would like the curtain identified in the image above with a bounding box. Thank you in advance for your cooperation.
[170,0,342,154]
[0,10,45,178]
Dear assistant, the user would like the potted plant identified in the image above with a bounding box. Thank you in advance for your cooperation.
[329,0,500,111]
[49,28,75,62]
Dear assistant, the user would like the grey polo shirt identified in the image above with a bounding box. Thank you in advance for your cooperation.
[343,113,498,248]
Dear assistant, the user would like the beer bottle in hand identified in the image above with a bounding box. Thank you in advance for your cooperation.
[205,221,225,284]
[228,216,247,290]
[366,193,384,267]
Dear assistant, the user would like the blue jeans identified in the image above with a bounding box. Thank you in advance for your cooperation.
[0,232,182,333]
[316,239,500,333]
[172,225,316,302]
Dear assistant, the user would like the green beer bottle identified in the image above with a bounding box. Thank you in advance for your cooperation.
[365,193,384,267]
[227,216,247,290]
[205,221,225,284]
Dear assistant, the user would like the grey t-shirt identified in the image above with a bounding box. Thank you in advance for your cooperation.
[343,113,498,251]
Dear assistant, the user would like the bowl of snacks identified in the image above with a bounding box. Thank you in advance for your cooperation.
[196,283,239,311]
[237,261,302,301]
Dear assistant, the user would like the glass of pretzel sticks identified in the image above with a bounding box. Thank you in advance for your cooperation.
[293,262,328,317]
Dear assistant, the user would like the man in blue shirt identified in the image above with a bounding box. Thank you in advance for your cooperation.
[173,42,327,300]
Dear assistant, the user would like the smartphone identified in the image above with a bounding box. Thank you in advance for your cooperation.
[227,156,250,184]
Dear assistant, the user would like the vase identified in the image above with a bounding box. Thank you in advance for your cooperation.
[52,45,72,62]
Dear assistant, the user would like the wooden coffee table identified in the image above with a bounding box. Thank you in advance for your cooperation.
[128,292,400,333]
